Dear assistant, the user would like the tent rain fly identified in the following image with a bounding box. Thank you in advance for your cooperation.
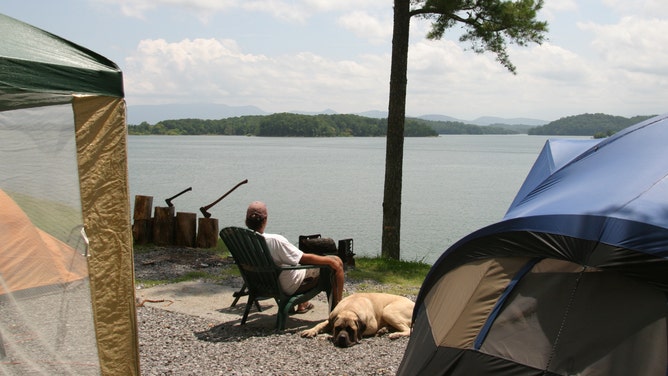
[398,114,668,375]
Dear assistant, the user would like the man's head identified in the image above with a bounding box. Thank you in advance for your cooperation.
[246,201,268,232]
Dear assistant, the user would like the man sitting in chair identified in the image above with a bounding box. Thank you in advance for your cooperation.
[245,201,344,313]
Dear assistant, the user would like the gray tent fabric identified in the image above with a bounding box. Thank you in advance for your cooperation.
[398,114,668,375]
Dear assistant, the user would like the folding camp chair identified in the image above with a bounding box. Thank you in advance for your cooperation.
[219,226,334,330]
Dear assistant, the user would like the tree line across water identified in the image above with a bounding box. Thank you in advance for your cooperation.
[128,112,656,137]
[129,113,438,137]
[128,112,520,137]
[528,113,655,138]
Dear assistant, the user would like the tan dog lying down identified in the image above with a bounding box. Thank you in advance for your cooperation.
[300,293,414,347]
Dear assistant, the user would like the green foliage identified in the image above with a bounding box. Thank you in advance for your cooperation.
[594,130,615,139]
[411,0,548,73]
[529,113,656,136]
[418,118,519,134]
[129,112,660,139]
[129,113,438,137]
[129,116,264,136]
[488,123,534,133]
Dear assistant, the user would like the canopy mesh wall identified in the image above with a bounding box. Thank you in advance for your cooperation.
[1,13,138,375]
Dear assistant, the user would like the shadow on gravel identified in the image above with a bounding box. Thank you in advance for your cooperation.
[194,312,324,343]
[194,322,284,343]
[216,304,250,315]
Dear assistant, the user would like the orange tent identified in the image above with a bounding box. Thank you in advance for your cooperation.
[0,189,88,295]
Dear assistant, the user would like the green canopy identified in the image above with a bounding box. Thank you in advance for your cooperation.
[0,13,123,111]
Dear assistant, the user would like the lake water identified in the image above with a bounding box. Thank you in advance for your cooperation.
[127,135,583,264]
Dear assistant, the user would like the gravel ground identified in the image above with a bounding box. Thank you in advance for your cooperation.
[136,247,411,375]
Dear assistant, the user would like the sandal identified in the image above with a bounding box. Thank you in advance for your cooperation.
[294,302,314,314]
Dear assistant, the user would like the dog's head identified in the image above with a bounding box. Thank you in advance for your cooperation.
[331,311,366,348]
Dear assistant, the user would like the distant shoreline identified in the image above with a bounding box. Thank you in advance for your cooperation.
[127,112,655,138]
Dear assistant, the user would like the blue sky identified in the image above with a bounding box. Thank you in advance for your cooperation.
[2,0,667,121]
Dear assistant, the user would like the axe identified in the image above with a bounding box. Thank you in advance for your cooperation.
[200,179,248,218]
[165,186,192,207]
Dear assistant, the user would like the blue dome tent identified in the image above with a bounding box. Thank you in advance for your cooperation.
[398,114,668,375]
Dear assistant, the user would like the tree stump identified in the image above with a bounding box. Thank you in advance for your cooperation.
[132,195,153,244]
[153,206,175,246]
[196,217,219,248]
[175,212,197,247]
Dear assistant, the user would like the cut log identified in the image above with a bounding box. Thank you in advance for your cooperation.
[153,206,175,246]
[133,195,153,220]
[132,219,154,245]
[175,212,197,247]
[132,195,154,244]
[196,217,219,248]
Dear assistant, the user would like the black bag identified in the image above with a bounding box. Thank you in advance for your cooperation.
[299,234,355,269]
[299,234,337,255]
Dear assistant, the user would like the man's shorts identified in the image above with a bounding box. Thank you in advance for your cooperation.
[296,267,320,293]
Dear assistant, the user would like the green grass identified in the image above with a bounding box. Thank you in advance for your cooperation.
[134,239,239,288]
[347,257,431,296]
[134,240,432,296]
[133,240,228,256]
[138,271,220,288]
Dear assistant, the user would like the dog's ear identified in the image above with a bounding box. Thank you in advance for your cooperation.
[356,319,366,342]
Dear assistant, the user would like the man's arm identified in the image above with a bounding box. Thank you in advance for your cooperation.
[299,252,345,307]
[299,252,343,270]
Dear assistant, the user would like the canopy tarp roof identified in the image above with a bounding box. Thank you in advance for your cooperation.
[0,13,123,111]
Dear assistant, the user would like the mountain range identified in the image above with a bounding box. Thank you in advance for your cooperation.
[127,103,549,127]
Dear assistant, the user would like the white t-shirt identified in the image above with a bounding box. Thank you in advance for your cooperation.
[262,232,306,295]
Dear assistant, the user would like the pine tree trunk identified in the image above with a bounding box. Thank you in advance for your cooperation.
[382,0,411,260]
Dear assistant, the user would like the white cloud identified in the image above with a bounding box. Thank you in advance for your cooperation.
[503,38,668,118]
[580,16,668,75]
[124,38,389,111]
[602,0,668,17]
[403,39,555,118]
[542,0,578,15]
[99,0,239,18]
[302,0,388,13]
[113,0,668,120]
[514,43,590,81]
[241,1,310,23]
[337,11,392,43]
[99,0,389,22]
[398,29,668,120]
